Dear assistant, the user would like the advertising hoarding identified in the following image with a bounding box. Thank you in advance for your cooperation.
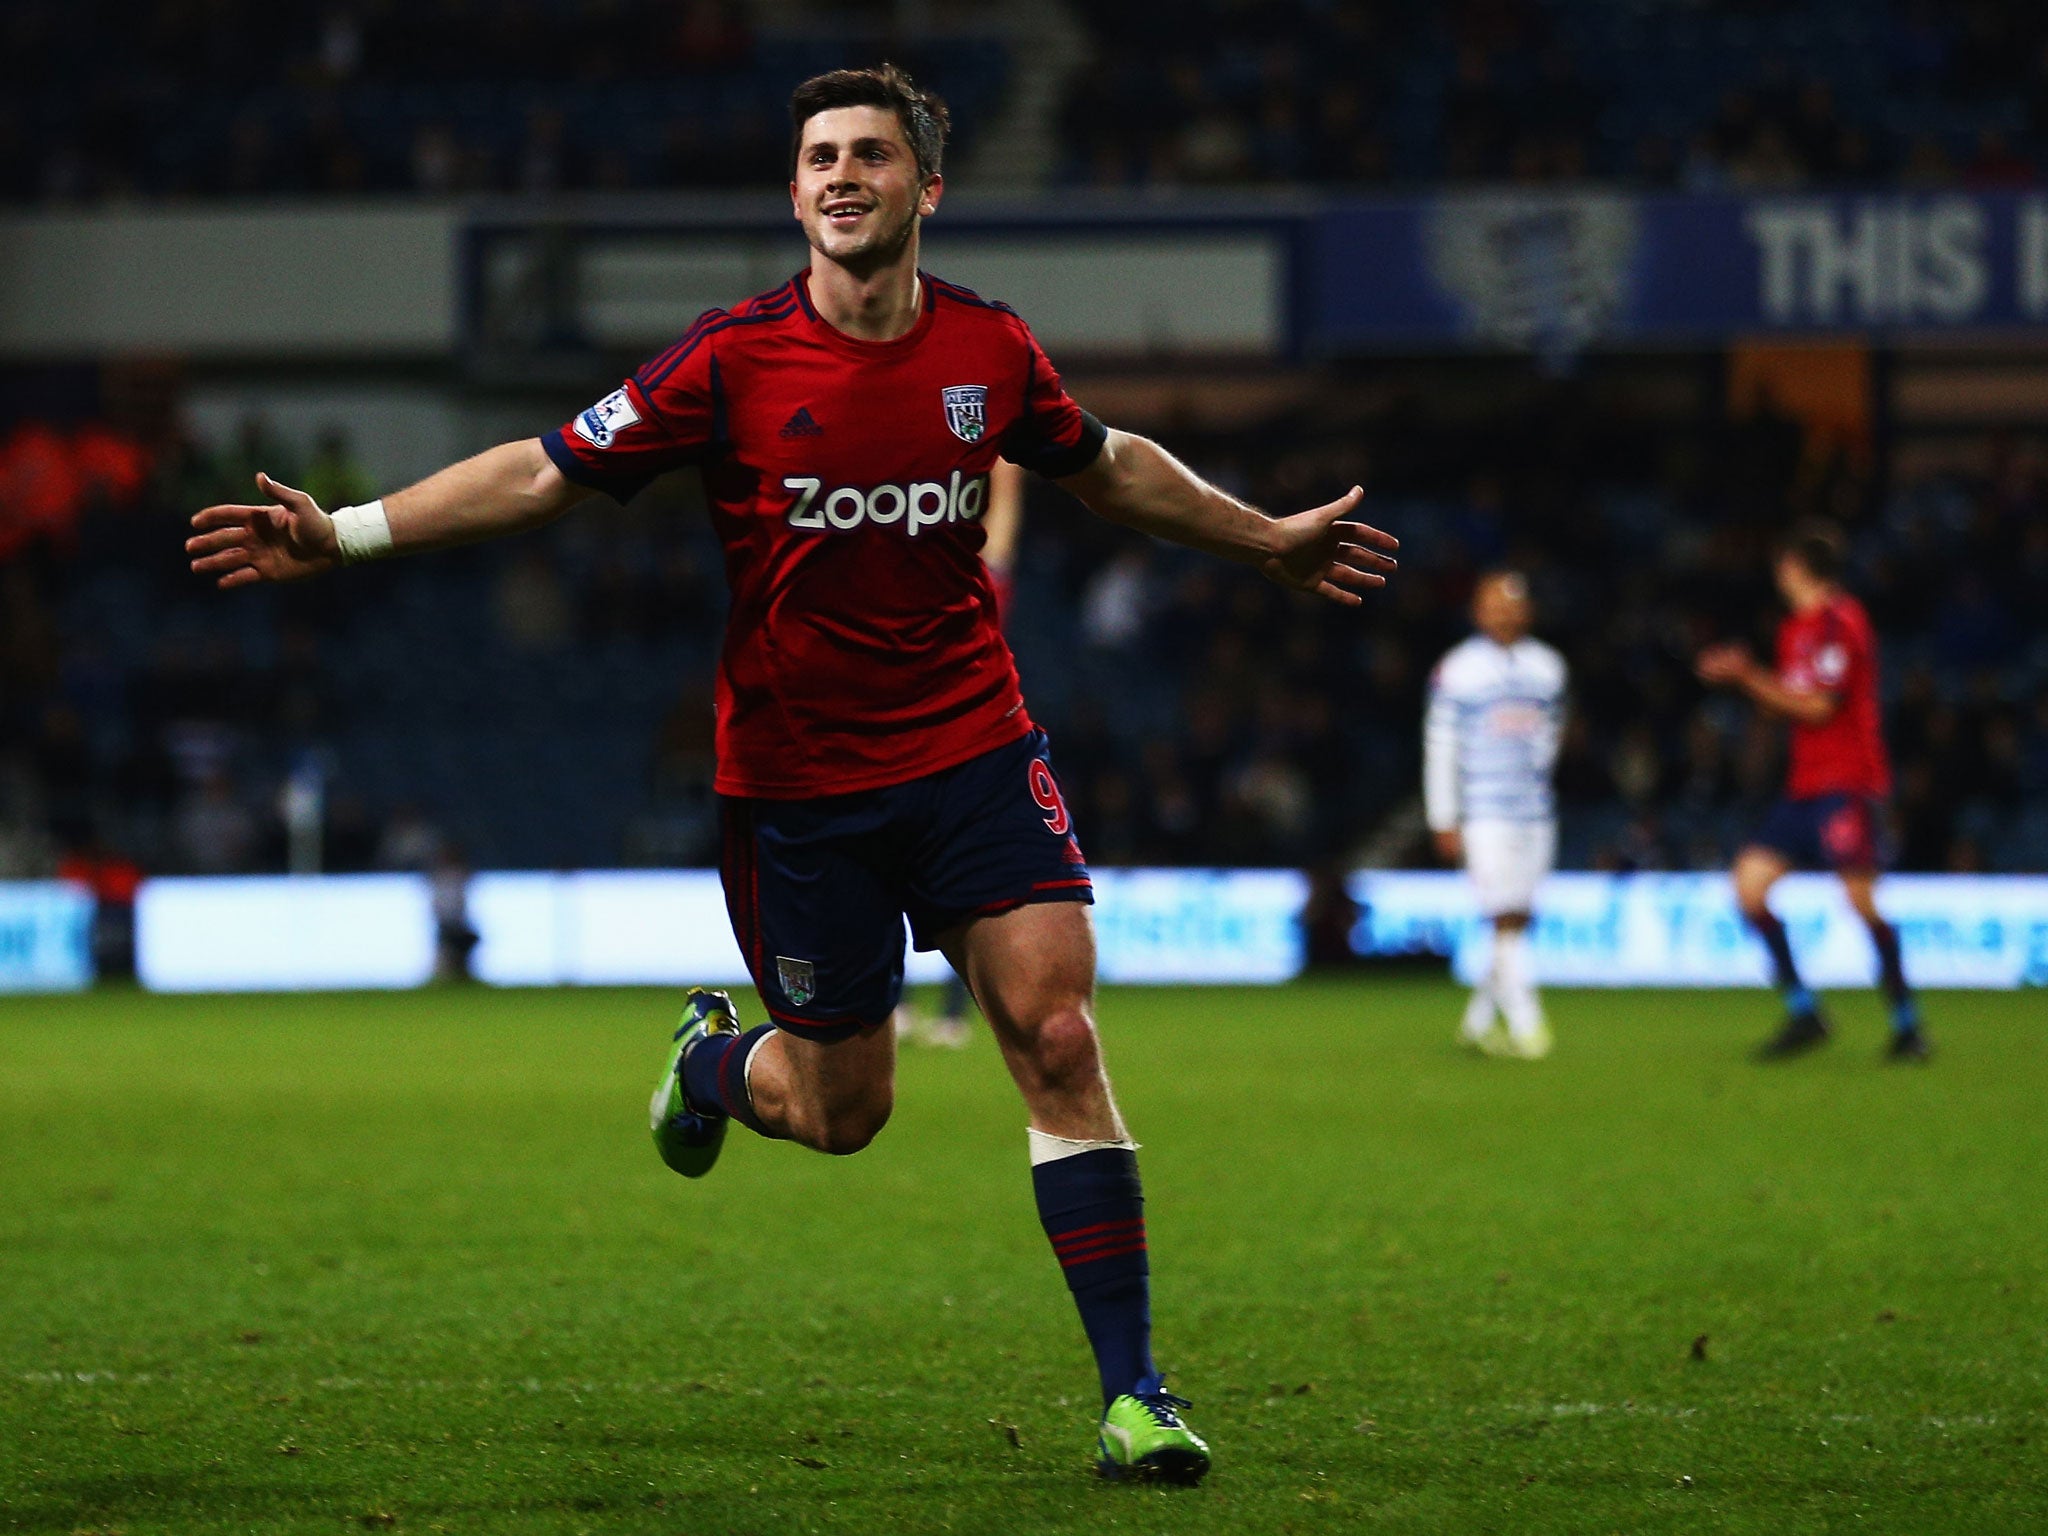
[1349,871,2048,989]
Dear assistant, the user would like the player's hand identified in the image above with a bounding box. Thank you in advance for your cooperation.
[1260,486,1399,607]
[1695,642,1754,686]
[187,473,342,588]
[1434,828,1463,864]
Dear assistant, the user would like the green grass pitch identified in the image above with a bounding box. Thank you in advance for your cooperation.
[3,977,2044,1534]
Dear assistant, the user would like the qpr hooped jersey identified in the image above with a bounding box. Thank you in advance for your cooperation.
[1777,592,1890,798]
[543,270,1106,799]
[1423,635,1568,829]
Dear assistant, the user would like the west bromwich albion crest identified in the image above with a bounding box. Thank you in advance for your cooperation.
[776,955,817,1007]
[942,384,987,443]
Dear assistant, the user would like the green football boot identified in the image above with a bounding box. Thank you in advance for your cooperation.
[648,988,741,1178]
[1097,1386,1211,1485]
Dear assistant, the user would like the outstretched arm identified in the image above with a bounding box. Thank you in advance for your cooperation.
[187,438,587,589]
[1056,429,1397,606]
[1695,643,1837,725]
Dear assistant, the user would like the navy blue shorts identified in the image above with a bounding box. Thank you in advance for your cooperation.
[718,729,1093,1039]
[1752,793,1892,872]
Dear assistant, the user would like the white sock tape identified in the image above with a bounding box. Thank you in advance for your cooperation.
[1028,1127,1139,1166]
[330,499,393,565]
[740,1027,774,1112]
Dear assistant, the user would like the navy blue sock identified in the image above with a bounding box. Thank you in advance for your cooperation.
[1033,1146,1157,1408]
[682,1024,779,1138]
[1867,920,1919,1031]
[1747,910,1816,1017]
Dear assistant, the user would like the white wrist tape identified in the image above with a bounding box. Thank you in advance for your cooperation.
[330,499,393,565]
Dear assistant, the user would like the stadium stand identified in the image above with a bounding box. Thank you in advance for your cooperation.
[0,1,1011,201]
[1,1,2043,885]
[1,366,2042,879]
[1058,0,2047,190]
[7,2,2047,202]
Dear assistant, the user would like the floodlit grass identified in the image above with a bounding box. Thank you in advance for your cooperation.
[3,977,2044,1533]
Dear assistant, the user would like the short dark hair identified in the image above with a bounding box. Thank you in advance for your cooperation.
[788,64,951,184]
[1777,519,1845,582]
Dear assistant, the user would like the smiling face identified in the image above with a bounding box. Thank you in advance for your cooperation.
[790,104,940,273]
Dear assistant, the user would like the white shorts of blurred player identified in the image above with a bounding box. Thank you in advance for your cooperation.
[1458,818,1557,1055]
[1462,819,1557,918]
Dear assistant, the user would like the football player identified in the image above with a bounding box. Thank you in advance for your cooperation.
[188,64,1399,1482]
[1697,521,1929,1062]
[1424,571,1567,1058]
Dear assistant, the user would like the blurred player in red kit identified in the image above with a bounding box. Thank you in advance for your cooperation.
[1697,521,1930,1062]
[187,64,1400,1480]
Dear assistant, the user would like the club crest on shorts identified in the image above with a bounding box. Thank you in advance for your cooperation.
[775,955,817,1007]
[941,384,987,443]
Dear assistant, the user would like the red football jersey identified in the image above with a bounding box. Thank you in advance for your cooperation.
[1777,591,1890,798]
[543,271,1105,799]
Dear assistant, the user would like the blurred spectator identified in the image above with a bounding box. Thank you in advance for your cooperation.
[1226,751,1313,861]
[410,124,465,195]
[0,422,83,559]
[278,755,327,874]
[317,6,365,83]
[1899,134,1956,187]
[71,423,151,508]
[57,835,142,979]
[219,414,296,501]
[517,107,570,195]
[1080,547,1155,651]
[665,0,753,71]
[377,803,447,871]
[304,103,371,193]
[175,770,259,874]
[430,842,478,981]
[1963,129,2037,188]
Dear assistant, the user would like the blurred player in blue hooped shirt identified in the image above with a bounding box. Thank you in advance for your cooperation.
[1424,571,1567,1060]
[186,62,1401,1484]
